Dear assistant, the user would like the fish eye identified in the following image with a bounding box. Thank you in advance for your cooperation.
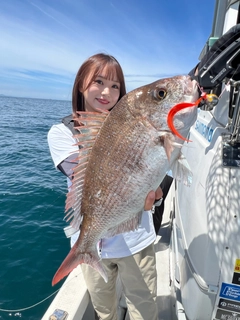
[156,88,167,100]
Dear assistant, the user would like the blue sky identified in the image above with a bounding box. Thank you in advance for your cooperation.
[0,0,216,100]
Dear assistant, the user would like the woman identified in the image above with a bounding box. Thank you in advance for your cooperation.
[48,53,162,320]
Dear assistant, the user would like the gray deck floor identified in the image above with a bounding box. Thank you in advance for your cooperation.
[155,212,172,320]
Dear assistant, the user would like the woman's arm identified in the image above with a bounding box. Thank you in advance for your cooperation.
[57,153,78,179]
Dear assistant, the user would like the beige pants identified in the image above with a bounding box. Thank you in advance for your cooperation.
[81,242,158,320]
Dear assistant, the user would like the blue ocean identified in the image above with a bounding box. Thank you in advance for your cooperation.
[0,96,73,320]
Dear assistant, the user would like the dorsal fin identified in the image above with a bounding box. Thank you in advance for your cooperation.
[64,111,108,229]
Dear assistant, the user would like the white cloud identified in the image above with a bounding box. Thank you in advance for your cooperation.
[0,0,215,99]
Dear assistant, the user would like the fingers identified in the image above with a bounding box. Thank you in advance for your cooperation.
[155,186,163,200]
[144,187,164,211]
[144,190,156,211]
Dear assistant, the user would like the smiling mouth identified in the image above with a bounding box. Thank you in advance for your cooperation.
[97,98,109,105]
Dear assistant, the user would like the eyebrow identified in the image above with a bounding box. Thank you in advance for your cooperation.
[97,75,120,84]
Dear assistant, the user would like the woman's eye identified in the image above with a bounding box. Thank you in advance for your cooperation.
[112,84,119,89]
[155,89,167,100]
[95,79,103,85]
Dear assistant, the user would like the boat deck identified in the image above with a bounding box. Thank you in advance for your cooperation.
[155,211,172,320]
[42,196,173,320]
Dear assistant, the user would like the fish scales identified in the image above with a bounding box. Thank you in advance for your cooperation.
[52,75,199,285]
[81,107,162,227]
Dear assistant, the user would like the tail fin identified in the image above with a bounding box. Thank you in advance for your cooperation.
[52,244,108,286]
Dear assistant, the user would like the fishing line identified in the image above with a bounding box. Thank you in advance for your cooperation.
[0,193,70,313]
[3,32,238,314]
[0,102,72,313]
[0,289,60,313]
[0,267,84,313]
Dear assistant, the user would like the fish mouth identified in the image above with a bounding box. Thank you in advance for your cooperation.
[182,76,199,103]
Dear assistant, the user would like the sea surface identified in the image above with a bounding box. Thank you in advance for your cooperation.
[0,96,73,320]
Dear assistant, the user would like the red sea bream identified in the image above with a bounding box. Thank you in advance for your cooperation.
[52,75,199,285]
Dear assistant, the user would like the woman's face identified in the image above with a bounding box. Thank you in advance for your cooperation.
[82,72,120,112]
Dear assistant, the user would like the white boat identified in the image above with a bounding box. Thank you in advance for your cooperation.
[42,0,240,318]
[170,0,240,319]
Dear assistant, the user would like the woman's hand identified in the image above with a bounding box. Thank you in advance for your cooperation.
[144,187,163,211]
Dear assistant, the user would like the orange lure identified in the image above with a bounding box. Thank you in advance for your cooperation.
[167,93,207,141]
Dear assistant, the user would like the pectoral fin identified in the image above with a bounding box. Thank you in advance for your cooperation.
[159,132,181,161]
[171,153,192,186]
